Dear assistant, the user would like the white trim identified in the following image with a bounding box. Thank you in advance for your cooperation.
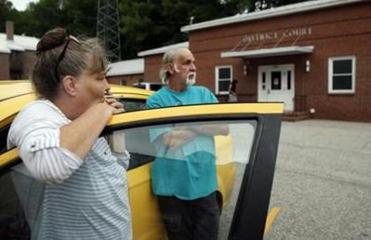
[328,56,356,94]
[221,46,314,59]
[138,42,189,57]
[181,0,363,32]
[107,58,144,76]
[215,65,233,95]
[0,33,39,52]
[0,41,11,53]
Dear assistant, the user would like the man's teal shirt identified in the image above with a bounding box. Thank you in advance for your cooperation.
[146,85,218,200]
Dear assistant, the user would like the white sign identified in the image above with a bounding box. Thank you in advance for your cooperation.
[242,27,312,44]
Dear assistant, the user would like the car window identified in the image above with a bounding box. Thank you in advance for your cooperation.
[150,84,163,91]
[118,99,146,112]
[134,85,146,90]
[0,168,31,239]
[105,119,260,239]
[0,126,10,155]
[132,83,163,91]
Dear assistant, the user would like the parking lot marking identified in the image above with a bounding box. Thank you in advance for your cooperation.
[264,207,280,234]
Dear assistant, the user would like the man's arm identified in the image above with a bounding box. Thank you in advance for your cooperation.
[188,124,229,136]
[162,129,197,149]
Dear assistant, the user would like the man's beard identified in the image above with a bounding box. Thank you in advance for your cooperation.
[186,72,196,86]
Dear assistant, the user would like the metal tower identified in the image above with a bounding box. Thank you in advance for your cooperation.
[97,0,121,62]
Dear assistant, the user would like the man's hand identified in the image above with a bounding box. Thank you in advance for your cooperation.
[162,129,196,149]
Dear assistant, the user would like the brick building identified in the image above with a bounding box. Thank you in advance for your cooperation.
[0,21,39,80]
[138,0,371,121]
[106,58,144,86]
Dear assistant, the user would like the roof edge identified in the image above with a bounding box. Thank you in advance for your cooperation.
[106,70,144,77]
[138,42,189,57]
[221,46,314,58]
[181,0,364,32]
[106,58,144,77]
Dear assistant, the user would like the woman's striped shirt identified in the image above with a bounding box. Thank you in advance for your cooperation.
[7,100,132,240]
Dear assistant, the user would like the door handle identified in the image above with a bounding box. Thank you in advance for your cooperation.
[267,89,271,94]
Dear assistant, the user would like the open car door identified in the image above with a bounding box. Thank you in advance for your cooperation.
[0,102,282,240]
[105,102,283,240]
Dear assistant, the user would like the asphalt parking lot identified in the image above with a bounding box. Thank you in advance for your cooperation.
[265,120,371,240]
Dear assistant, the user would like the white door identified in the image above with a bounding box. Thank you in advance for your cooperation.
[258,64,295,112]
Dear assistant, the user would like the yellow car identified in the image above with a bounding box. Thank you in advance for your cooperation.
[0,80,283,240]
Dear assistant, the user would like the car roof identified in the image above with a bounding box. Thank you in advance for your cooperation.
[0,80,33,101]
[0,80,152,128]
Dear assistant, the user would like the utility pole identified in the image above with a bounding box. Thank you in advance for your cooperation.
[58,0,63,10]
[97,0,121,62]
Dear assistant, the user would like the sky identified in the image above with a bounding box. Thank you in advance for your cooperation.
[9,0,39,11]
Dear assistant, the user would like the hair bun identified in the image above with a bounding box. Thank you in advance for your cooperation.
[36,27,68,54]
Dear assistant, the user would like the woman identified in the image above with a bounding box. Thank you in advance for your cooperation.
[228,79,238,102]
[7,28,132,240]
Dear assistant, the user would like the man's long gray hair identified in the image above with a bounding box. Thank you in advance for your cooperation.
[159,47,187,84]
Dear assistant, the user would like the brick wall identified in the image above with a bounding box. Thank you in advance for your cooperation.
[20,51,37,79]
[7,51,36,80]
[0,54,10,79]
[144,55,163,82]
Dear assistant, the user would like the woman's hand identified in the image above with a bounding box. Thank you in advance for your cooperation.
[104,93,125,114]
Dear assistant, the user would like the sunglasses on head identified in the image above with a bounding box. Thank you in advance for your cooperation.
[54,35,81,81]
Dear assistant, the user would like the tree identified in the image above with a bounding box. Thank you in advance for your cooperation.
[119,0,242,59]
[5,0,312,60]
[59,0,97,37]
[250,0,312,11]
[221,0,253,14]
[13,0,96,38]
[0,0,18,31]
[6,0,254,59]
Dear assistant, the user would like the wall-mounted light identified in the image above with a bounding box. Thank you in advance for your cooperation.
[243,65,247,75]
[305,60,310,72]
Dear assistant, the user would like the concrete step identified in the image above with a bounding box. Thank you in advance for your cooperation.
[282,111,310,122]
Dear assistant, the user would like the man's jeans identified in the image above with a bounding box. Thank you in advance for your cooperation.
[157,192,220,240]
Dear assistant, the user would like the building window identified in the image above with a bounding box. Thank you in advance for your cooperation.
[328,56,356,94]
[271,71,281,90]
[215,66,233,94]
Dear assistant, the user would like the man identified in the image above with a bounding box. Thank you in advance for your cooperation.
[146,48,228,240]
